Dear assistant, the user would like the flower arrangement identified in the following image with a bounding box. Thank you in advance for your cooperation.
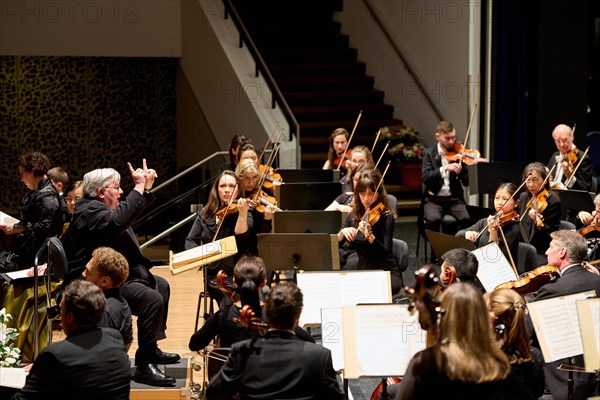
[0,308,21,367]
[378,125,425,163]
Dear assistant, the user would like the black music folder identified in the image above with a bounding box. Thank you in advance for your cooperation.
[557,189,595,221]
[425,230,476,260]
[466,204,494,223]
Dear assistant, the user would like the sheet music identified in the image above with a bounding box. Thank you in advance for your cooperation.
[472,242,518,292]
[528,291,595,362]
[0,211,19,226]
[321,308,344,372]
[0,367,27,388]
[342,304,426,379]
[3,269,31,281]
[576,298,600,372]
[296,270,391,326]
[171,240,222,267]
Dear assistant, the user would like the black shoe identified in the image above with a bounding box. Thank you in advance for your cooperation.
[134,364,176,387]
[148,348,181,365]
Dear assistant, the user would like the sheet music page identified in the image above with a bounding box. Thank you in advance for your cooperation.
[472,242,518,292]
[172,240,222,267]
[0,367,27,388]
[297,271,392,326]
[4,269,31,281]
[0,211,19,226]
[528,291,594,362]
[321,307,344,372]
[576,298,600,372]
[342,304,426,379]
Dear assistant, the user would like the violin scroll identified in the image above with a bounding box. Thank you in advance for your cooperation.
[216,270,237,301]
[236,305,268,335]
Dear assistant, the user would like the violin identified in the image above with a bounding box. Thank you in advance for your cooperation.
[494,265,560,295]
[369,377,402,400]
[563,148,578,166]
[248,189,281,215]
[445,143,486,165]
[215,202,239,220]
[258,164,283,191]
[363,201,390,226]
[526,189,549,229]
[333,149,352,171]
[489,210,519,231]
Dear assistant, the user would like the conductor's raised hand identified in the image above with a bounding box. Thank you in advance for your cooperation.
[141,158,158,190]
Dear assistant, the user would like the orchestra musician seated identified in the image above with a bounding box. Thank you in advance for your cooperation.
[323,127,350,174]
[205,281,344,400]
[547,124,594,192]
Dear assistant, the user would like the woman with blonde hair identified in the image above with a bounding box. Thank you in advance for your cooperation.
[395,283,516,399]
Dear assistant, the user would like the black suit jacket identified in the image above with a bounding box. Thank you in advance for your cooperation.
[13,327,130,400]
[547,149,594,192]
[422,146,468,199]
[61,190,155,286]
[206,330,344,400]
[533,265,600,400]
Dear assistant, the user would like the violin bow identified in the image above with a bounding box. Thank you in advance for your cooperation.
[336,110,363,171]
[497,224,519,277]
[473,175,531,242]
[564,146,590,188]
[254,142,281,205]
[370,128,382,154]
[458,102,479,161]
[212,181,239,242]
[362,161,391,225]
[374,140,391,170]
[518,163,556,223]
[258,121,280,163]
[262,127,284,172]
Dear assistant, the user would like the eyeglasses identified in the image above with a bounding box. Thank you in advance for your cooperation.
[65,196,81,203]
[104,185,121,190]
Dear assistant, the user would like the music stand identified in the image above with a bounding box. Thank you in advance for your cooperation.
[32,237,67,360]
[277,169,340,183]
[425,230,476,261]
[557,189,595,221]
[274,182,341,210]
[272,210,343,234]
[257,233,340,285]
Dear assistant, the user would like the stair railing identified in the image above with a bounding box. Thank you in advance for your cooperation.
[221,0,300,143]
[361,0,446,122]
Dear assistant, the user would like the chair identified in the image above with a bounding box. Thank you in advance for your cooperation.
[392,238,409,303]
[416,195,458,261]
[560,220,576,231]
[517,242,538,275]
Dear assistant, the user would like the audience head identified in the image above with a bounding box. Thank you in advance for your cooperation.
[83,168,122,209]
[440,248,479,284]
[60,280,105,335]
[485,288,532,364]
[265,282,303,331]
[47,167,69,194]
[18,152,51,190]
[64,180,84,214]
[545,230,588,269]
[83,247,129,290]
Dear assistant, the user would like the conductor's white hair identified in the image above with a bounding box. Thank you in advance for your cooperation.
[83,168,120,197]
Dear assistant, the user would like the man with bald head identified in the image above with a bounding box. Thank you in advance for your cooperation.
[548,123,593,191]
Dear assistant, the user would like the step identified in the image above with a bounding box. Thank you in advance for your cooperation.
[269,62,367,78]
[277,75,374,92]
[292,104,395,121]
[286,90,385,107]
[299,118,403,136]
[262,48,358,63]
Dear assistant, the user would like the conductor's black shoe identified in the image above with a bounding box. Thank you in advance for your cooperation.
[148,348,181,365]
[134,364,176,387]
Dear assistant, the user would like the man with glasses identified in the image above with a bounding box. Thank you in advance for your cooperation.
[547,123,593,191]
[61,160,180,387]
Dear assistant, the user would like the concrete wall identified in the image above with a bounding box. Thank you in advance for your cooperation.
[0,0,181,56]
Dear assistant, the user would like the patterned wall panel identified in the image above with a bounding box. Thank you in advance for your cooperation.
[0,56,178,217]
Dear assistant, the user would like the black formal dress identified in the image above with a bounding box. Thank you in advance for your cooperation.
[421,145,470,233]
[206,330,344,400]
[12,327,130,400]
[518,191,561,264]
[532,264,600,400]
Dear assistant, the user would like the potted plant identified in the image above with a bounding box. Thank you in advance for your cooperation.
[0,308,21,368]
[376,125,424,187]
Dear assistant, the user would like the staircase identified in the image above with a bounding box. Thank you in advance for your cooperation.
[232,0,403,169]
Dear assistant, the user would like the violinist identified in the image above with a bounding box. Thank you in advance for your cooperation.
[577,193,600,228]
[531,230,600,400]
[484,288,545,400]
[394,283,514,400]
[462,183,521,266]
[323,127,350,173]
[325,161,373,213]
[206,282,344,400]
[184,170,253,303]
[218,134,251,174]
[340,145,374,193]
[518,162,561,265]
[439,248,485,293]
[235,158,278,255]
[337,168,402,294]
[548,124,594,191]
[422,121,471,236]
[577,193,600,261]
